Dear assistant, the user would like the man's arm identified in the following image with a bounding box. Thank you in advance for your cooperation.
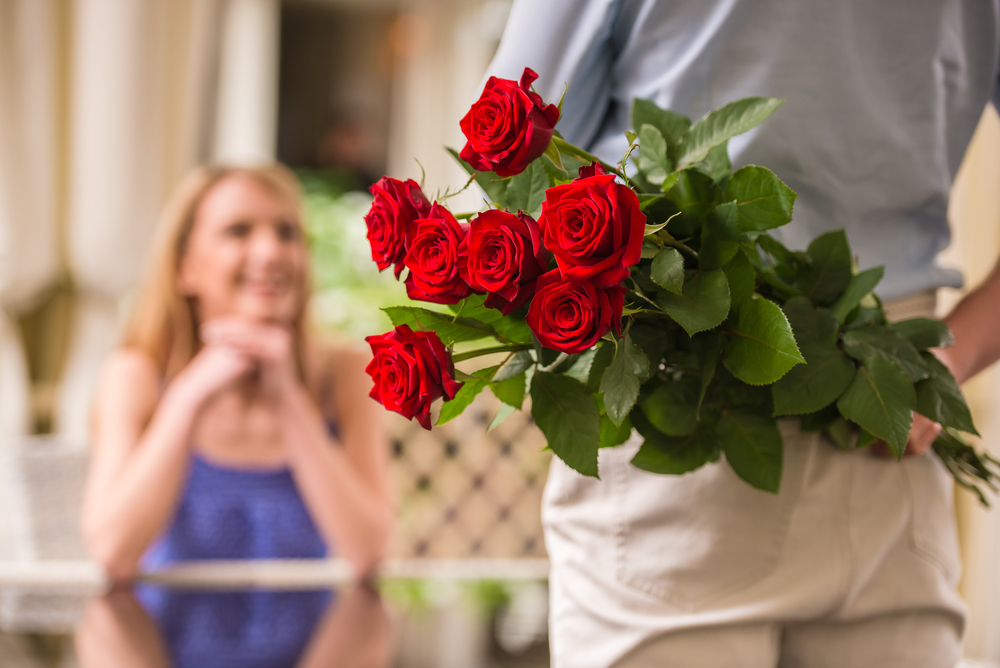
[904,256,1000,455]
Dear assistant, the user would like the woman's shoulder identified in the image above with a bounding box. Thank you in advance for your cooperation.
[305,335,371,416]
[95,348,162,417]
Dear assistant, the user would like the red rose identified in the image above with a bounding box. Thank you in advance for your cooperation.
[459,209,550,315]
[459,67,560,178]
[537,173,646,289]
[526,270,626,354]
[365,324,463,430]
[404,203,473,305]
[365,177,431,278]
[577,161,608,178]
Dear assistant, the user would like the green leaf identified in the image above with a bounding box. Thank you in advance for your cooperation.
[676,97,784,168]
[723,298,805,385]
[493,350,534,382]
[842,326,930,382]
[718,409,784,493]
[697,331,723,417]
[693,142,732,184]
[491,372,526,409]
[836,356,916,458]
[699,201,740,269]
[383,306,498,345]
[637,124,672,184]
[644,211,681,236]
[650,247,685,294]
[915,353,978,435]
[438,365,499,425]
[629,323,673,372]
[506,160,549,218]
[724,165,796,231]
[531,371,601,477]
[587,343,616,392]
[542,139,565,173]
[663,170,721,236]
[446,147,508,207]
[830,267,884,324]
[891,318,955,351]
[639,380,699,437]
[724,250,756,305]
[782,297,839,346]
[563,346,598,384]
[631,98,691,163]
[802,230,852,305]
[772,340,857,415]
[450,294,533,344]
[656,269,731,336]
[487,402,517,431]
[599,333,650,427]
[630,412,714,475]
[600,413,633,448]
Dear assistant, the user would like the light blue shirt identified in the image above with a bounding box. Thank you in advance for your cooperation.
[486,0,1000,300]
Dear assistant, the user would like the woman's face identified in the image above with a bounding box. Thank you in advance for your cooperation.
[178,174,307,324]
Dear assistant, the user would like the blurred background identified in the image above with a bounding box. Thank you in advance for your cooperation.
[0,0,998,665]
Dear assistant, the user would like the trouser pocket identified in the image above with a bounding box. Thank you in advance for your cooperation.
[611,421,811,611]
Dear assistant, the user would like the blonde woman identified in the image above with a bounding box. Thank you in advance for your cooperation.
[80,164,392,582]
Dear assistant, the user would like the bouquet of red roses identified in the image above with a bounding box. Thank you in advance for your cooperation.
[362,67,999,502]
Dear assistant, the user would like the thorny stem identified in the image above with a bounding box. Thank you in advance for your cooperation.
[451,344,533,363]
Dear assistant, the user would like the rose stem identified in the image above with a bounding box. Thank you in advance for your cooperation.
[451,344,533,363]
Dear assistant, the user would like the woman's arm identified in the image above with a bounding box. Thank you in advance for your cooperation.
[80,346,251,580]
[278,345,393,576]
[203,319,393,576]
[75,589,171,668]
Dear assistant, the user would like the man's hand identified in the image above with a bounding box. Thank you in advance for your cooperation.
[870,412,942,458]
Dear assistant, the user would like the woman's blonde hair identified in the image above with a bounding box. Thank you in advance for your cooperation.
[121,163,313,382]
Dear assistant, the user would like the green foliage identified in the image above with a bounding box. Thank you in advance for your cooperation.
[718,410,784,493]
[657,269,731,336]
[530,371,601,478]
[600,333,650,426]
[916,353,978,435]
[506,161,548,217]
[676,97,784,168]
[401,95,987,500]
[725,166,796,231]
[491,372,526,409]
[836,357,915,458]
[723,298,804,386]
[842,326,930,382]
[637,124,671,184]
[650,247,685,294]
[891,318,955,350]
[438,366,498,425]
[830,267,884,323]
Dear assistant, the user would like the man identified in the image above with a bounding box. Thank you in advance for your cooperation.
[486,2,1000,666]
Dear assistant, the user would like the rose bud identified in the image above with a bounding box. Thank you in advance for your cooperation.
[537,173,646,289]
[459,67,560,178]
[404,202,474,305]
[578,161,608,178]
[459,209,550,315]
[365,177,432,278]
[365,324,463,430]
[526,270,626,354]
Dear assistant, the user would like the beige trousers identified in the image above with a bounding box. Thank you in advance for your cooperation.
[542,292,966,668]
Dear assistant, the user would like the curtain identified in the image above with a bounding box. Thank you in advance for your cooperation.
[0,0,62,441]
[55,0,229,439]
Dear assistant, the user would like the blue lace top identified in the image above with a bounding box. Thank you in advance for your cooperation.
[137,453,333,667]
[142,453,328,566]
